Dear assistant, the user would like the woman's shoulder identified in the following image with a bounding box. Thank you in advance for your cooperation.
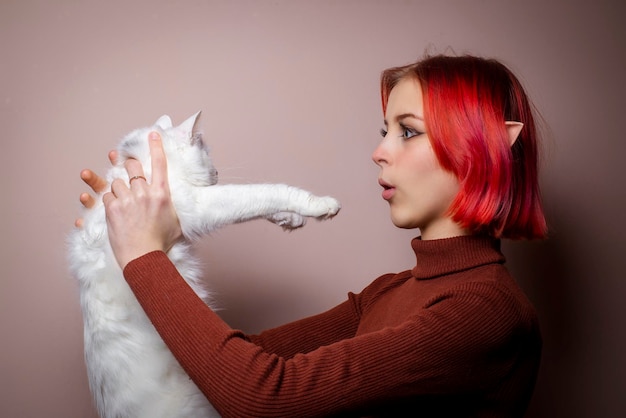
[444,265,540,330]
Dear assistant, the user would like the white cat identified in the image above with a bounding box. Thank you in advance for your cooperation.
[67,111,341,418]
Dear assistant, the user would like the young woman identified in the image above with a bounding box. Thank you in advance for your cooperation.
[78,54,547,417]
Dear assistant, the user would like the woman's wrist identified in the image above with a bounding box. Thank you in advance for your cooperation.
[118,245,166,272]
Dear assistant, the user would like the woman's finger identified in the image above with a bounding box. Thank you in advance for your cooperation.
[102,190,116,207]
[125,158,148,188]
[108,149,118,165]
[148,132,169,191]
[81,169,108,194]
[76,150,117,229]
[110,178,131,199]
[79,192,96,209]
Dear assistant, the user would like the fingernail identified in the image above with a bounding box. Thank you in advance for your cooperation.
[149,131,160,140]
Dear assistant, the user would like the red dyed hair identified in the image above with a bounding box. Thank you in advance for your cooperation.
[381,55,547,239]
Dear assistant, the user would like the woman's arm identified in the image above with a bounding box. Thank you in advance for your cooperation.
[247,298,359,359]
[124,252,390,417]
[125,251,528,418]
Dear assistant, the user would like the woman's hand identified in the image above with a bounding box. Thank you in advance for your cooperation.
[102,132,182,270]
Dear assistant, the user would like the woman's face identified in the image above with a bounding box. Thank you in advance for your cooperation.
[372,77,466,240]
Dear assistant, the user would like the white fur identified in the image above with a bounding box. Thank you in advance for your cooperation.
[67,112,340,418]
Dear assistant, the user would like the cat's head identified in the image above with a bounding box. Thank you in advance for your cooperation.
[116,111,218,187]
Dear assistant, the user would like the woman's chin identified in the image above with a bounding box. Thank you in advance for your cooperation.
[389,214,420,230]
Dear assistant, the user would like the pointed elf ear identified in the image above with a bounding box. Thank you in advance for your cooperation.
[505,121,524,146]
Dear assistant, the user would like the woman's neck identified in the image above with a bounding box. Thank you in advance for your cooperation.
[418,217,470,241]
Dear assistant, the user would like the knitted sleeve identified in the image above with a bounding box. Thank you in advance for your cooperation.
[247,274,400,358]
[247,300,360,359]
[124,251,533,417]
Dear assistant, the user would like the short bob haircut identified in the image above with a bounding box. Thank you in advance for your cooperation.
[381,55,547,239]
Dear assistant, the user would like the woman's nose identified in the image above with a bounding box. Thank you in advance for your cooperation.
[372,141,389,167]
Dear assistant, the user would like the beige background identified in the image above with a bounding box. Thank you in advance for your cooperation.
[1,0,624,416]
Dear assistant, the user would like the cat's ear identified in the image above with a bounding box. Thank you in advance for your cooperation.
[178,111,202,139]
[155,115,173,130]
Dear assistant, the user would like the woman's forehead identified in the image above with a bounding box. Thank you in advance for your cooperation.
[385,78,424,121]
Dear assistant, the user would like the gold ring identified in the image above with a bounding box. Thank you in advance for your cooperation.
[129,175,147,185]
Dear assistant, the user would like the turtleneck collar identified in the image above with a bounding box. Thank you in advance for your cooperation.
[410,235,505,280]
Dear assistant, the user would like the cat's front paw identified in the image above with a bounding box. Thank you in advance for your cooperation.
[267,212,306,230]
[307,196,341,220]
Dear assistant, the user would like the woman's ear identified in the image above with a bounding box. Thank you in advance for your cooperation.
[505,121,524,146]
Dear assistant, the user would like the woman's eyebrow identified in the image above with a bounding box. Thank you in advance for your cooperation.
[383,113,424,126]
[397,113,424,122]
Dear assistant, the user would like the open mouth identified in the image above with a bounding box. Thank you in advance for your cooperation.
[379,179,395,200]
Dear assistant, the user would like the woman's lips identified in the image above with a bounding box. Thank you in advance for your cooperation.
[379,179,395,201]
[382,187,395,200]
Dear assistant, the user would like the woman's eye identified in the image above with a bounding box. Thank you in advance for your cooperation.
[380,124,422,139]
[401,126,421,139]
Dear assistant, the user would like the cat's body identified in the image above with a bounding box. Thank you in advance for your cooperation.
[67,112,340,418]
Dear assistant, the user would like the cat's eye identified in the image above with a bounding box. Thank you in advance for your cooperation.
[379,128,388,138]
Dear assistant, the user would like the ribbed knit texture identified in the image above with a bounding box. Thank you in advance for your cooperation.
[124,235,541,417]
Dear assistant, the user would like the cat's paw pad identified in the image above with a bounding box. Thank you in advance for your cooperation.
[267,212,306,230]
[309,196,341,219]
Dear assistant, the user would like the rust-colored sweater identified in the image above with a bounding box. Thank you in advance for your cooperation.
[124,235,541,417]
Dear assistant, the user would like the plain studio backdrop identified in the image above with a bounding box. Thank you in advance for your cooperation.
[1,1,624,417]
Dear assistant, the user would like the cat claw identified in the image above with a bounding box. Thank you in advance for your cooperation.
[267,212,306,229]
[311,196,341,219]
